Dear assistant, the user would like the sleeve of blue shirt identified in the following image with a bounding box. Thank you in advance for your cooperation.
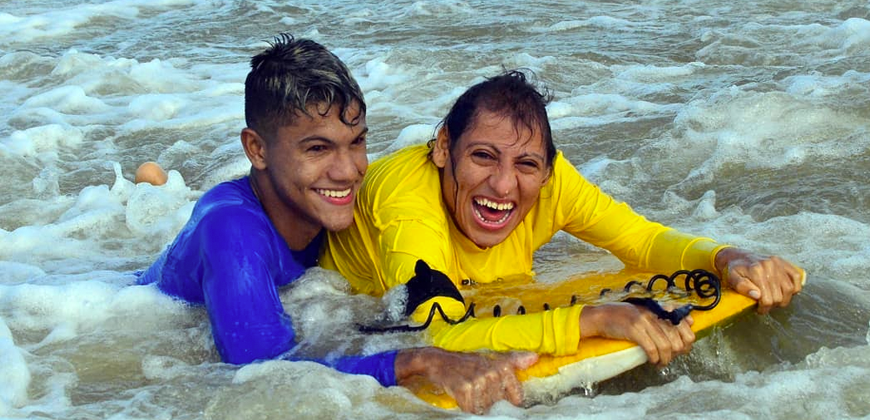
[196,205,398,386]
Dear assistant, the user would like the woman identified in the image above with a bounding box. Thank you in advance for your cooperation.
[321,70,804,366]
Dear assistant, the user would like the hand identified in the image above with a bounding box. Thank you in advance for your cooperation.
[395,348,538,414]
[580,303,695,366]
[715,247,806,314]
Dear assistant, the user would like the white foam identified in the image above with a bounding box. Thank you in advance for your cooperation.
[506,53,557,71]
[376,123,435,157]
[1,124,84,159]
[670,88,866,183]
[804,17,870,52]
[126,170,196,236]
[141,355,195,381]
[355,57,410,93]
[128,58,201,93]
[0,280,117,335]
[784,70,870,98]
[399,1,474,17]
[0,0,205,44]
[280,268,425,360]
[0,261,46,285]
[0,316,31,413]
[549,93,679,130]
[127,94,187,121]
[23,85,110,115]
[542,16,635,33]
[615,62,704,82]
[27,48,245,139]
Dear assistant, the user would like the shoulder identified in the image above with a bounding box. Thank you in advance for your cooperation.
[367,144,432,181]
[198,177,257,208]
[544,151,592,194]
[193,177,271,236]
[361,144,441,211]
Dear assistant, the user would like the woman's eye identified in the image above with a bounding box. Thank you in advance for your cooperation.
[517,160,542,173]
[352,136,366,146]
[519,161,539,168]
[471,151,494,160]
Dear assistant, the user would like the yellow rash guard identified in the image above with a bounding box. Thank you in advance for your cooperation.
[322,144,728,355]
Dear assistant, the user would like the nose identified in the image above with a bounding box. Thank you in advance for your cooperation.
[329,149,366,182]
[488,162,517,197]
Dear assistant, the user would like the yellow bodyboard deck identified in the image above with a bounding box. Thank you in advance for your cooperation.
[410,269,757,408]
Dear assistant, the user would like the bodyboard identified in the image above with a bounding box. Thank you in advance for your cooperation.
[409,269,757,408]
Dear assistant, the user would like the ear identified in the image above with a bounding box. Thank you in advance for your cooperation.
[241,128,268,170]
[415,259,431,277]
[541,166,552,186]
[430,126,450,169]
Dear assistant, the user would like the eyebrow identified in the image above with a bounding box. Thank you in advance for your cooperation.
[466,141,545,162]
[299,127,369,145]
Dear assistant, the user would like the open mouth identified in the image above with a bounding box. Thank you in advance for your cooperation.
[472,197,514,227]
[316,188,353,204]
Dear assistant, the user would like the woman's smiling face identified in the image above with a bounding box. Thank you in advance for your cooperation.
[432,110,551,248]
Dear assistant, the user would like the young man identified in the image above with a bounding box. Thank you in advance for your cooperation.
[136,34,535,414]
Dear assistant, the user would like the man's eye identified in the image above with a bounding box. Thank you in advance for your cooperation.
[309,145,327,152]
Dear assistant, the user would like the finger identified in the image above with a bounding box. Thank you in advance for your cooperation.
[636,332,659,365]
[453,383,475,413]
[738,265,773,314]
[765,271,784,310]
[728,268,762,301]
[500,361,525,406]
[642,316,672,366]
[776,272,795,308]
[659,319,688,361]
[483,366,504,405]
[476,390,494,415]
[755,271,779,315]
[781,259,805,293]
[472,378,494,415]
[509,352,539,370]
[626,319,659,365]
[676,320,696,355]
[473,397,486,416]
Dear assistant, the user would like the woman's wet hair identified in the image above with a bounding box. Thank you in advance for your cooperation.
[244,33,365,138]
[439,69,556,169]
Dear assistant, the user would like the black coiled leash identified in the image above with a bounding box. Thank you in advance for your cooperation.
[358,302,477,333]
[358,268,721,333]
[612,269,721,325]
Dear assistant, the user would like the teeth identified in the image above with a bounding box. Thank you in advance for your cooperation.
[474,207,512,224]
[317,188,351,198]
[474,197,514,211]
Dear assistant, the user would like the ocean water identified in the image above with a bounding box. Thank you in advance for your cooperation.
[1,0,869,419]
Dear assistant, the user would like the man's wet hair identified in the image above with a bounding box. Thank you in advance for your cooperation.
[440,69,556,168]
[244,33,365,138]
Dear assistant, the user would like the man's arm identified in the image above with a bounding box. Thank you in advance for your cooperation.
[395,348,537,414]
[195,209,402,385]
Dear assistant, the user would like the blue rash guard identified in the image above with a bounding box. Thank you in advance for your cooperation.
[137,176,398,386]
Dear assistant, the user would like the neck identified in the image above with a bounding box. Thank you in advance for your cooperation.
[248,168,321,251]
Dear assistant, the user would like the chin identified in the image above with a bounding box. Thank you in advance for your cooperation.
[468,231,510,249]
[464,217,515,248]
[320,215,354,233]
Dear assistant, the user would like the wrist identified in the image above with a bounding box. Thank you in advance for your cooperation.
[579,305,602,338]
[714,247,738,275]
[395,348,434,384]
